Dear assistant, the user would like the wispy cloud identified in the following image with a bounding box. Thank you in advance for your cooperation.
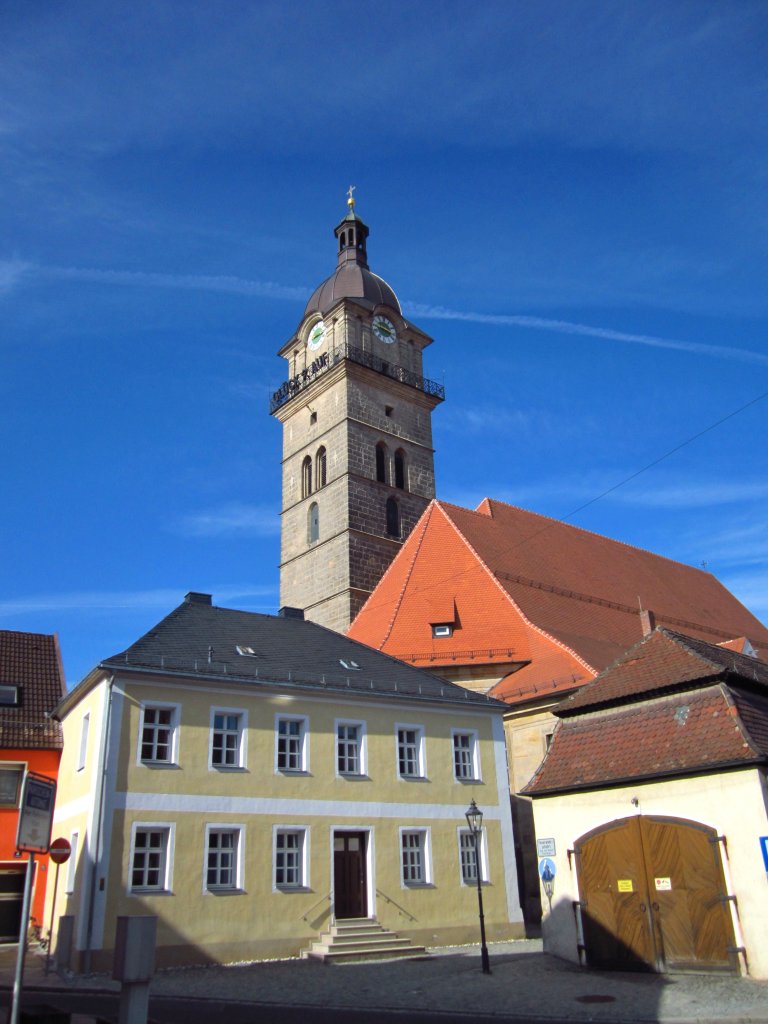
[177,503,280,538]
[404,303,768,368]
[46,265,310,302]
[0,258,32,295]
[0,584,277,617]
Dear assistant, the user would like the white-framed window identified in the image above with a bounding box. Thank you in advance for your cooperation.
[400,828,431,887]
[275,715,308,773]
[451,730,480,782]
[336,719,366,776]
[204,825,244,892]
[274,827,308,889]
[129,823,174,893]
[432,624,453,638]
[458,828,488,886]
[396,724,425,779]
[65,832,79,894]
[77,712,90,771]
[209,708,247,769]
[0,762,25,807]
[138,703,180,766]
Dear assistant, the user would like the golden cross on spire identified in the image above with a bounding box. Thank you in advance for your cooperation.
[346,184,356,210]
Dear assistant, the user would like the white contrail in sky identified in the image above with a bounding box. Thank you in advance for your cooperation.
[7,261,767,367]
[404,302,768,367]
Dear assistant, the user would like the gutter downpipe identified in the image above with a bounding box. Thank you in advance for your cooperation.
[83,673,115,974]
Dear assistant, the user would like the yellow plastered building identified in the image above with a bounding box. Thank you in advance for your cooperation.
[48,593,523,969]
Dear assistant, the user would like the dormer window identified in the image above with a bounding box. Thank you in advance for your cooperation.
[235,646,258,658]
[432,624,453,638]
[0,684,19,706]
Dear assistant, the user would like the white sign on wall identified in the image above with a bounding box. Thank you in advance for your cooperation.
[536,837,556,857]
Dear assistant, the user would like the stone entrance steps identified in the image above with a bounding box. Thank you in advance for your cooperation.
[302,917,427,964]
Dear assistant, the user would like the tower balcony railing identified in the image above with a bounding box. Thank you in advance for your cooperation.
[269,341,445,413]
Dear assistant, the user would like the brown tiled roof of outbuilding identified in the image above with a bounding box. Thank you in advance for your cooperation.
[524,685,765,794]
[0,630,66,750]
[557,628,768,715]
[525,628,768,795]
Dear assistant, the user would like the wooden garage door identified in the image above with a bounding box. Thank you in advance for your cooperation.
[575,816,738,973]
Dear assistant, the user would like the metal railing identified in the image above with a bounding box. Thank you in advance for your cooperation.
[269,342,445,413]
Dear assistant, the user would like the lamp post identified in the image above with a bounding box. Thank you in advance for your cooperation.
[465,799,491,974]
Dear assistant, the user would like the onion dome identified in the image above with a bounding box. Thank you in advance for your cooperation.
[304,193,401,317]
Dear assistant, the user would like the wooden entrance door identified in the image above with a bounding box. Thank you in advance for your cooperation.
[334,832,367,919]
[575,816,737,973]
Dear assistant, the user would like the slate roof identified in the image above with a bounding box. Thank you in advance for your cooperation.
[524,629,768,795]
[0,630,66,750]
[65,594,503,713]
[348,498,768,706]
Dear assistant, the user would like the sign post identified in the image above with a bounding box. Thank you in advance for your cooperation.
[45,838,71,975]
[10,771,56,1024]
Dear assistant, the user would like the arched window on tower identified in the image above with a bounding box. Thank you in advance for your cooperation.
[308,502,319,544]
[302,456,312,499]
[375,442,388,484]
[385,497,400,538]
[316,446,327,489]
[394,449,406,490]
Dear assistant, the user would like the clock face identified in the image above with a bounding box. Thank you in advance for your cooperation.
[307,320,326,351]
[372,315,396,344]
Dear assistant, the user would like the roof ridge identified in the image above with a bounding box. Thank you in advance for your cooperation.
[349,501,438,646]
[719,683,763,759]
[440,501,598,679]
[662,627,768,679]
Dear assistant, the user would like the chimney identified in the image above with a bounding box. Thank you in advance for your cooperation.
[185,592,212,605]
[278,606,304,619]
[639,608,656,636]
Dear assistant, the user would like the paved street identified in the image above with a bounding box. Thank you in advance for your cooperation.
[3,940,768,1024]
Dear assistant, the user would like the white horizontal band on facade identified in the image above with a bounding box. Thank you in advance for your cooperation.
[115,791,504,820]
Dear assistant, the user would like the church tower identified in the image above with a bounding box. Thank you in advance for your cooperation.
[270,195,444,632]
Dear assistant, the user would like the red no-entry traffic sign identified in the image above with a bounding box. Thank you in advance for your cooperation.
[48,837,71,864]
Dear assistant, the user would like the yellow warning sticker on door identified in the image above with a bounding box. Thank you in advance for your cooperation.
[617,879,634,892]
[655,877,672,890]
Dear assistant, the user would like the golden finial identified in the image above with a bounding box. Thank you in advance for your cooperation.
[346,184,356,210]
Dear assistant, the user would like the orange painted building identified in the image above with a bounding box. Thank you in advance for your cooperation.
[348,497,768,926]
[1,631,66,943]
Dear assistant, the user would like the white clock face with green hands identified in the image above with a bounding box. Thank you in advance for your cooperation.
[307,320,326,351]
[372,315,396,343]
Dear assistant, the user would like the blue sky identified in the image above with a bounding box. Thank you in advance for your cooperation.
[2,1,767,687]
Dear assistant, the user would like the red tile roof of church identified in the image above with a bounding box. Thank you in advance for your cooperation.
[525,628,768,794]
[0,630,66,750]
[348,498,768,705]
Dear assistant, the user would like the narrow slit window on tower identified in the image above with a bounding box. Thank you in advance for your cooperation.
[386,497,400,538]
[310,411,317,426]
[394,450,406,490]
[302,455,312,499]
[308,502,319,543]
[316,446,327,488]
[375,442,387,484]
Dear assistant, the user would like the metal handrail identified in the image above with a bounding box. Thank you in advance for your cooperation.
[375,888,417,922]
[301,890,333,923]
[269,342,445,413]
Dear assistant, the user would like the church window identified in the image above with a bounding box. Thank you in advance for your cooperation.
[376,442,388,483]
[394,450,406,490]
[316,446,327,488]
[340,231,345,247]
[302,456,312,498]
[386,497,400,537]
[308,502,319,543]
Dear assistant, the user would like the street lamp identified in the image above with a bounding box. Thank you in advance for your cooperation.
[465,799,491,974]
